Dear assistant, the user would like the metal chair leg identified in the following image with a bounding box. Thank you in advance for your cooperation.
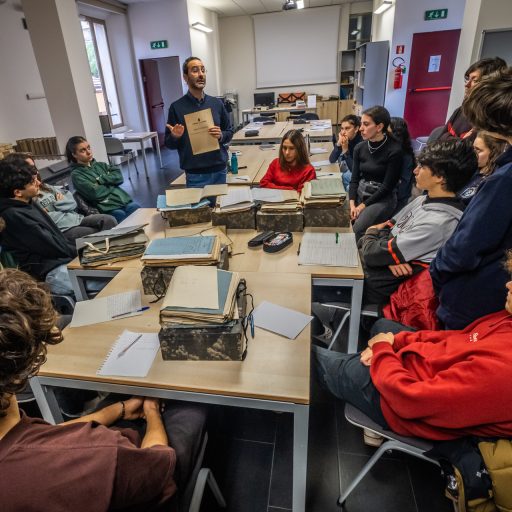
[189,468,226,511]
[126,157,132,181]
[327,310,351,350]
[132,150,140,175]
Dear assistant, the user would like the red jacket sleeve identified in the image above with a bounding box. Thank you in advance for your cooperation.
[259,159,280,189]
[392,328,459,350]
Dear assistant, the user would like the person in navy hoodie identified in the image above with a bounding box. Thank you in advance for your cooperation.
[164,57,233,188]
[430,67,512,329]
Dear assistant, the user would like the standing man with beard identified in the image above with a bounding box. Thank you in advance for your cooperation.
[165,57,233,188]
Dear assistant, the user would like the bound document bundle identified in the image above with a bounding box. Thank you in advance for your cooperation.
[302,178,346,208]
[251,188,301,213]
[76,224,149,267]
[165,184,228,207]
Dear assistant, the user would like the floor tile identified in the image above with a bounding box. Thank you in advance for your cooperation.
[268,413,293,509]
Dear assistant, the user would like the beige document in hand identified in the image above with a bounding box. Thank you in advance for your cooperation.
[184,108,220,155]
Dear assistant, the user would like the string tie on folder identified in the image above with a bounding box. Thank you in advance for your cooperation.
[84,237,111,254]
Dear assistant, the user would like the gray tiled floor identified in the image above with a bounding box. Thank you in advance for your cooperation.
[108,148,454,511]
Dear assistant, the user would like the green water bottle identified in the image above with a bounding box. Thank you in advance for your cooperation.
[231,152,238,175]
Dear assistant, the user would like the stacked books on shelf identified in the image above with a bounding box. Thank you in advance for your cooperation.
[141,235,222,267]
[302,178,346,208]
[159,266,241,327]
[251,188,301,212]
[76,224,148,267]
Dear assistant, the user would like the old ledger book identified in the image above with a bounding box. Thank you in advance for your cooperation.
[184,108,220,155]
[166,184,228,207]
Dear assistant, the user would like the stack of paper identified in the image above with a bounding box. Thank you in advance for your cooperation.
[165,184,227,208]
[141,235,221,267]
[78,225,149,267]
[215,186,254,213]
[298,232,359,267]
[302,178,346,208]
[157,195,210,212]
[252,187,301,212]
[160,266,240,326]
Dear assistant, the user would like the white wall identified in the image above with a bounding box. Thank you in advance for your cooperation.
[219,2,373,113]
[158,56,183,111]
[375,0,466,117]
[0,2,55,143]
[128,0,192,128]
[187,0,222,96]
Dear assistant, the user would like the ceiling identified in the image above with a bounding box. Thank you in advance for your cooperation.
[120,0,371,17]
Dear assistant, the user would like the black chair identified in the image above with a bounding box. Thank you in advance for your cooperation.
[73,191,99,216]
[300,112,319,120]
[287,110,307,120]
[253,116,275,123]
[104,136,139,181]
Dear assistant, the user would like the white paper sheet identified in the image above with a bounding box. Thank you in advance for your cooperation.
[252,301,313,340]
[310,147,328,154]
[312,160,331,168]
[298,232,359,267]
[219,186,253,208]
[70,290,142,327]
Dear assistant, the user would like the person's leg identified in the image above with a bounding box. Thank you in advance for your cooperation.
[161,403,207,490]
[312,345,388,427]
[185,172,211,189]
[210,168,227,185]
[63,225,98,242]
[370,318,416,337]
[342,170,352,191]
[123,202,140,217]
[352,197,397,241]
[79,213,118,231]
[109,209,128,222]
[45,264,74,296]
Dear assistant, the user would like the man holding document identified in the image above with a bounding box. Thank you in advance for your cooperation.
[165,57,233,188]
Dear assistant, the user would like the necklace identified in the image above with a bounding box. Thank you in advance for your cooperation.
[368,134,388,154]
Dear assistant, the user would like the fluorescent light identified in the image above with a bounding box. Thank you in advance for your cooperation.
[296,0,304,8]
[374,1,392,14]
[191,22,213,33]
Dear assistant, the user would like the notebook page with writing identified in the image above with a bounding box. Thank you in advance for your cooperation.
[97,330,160,377]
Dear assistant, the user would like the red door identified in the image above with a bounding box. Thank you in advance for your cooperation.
[403,29,461,139]
[140,59,166,146]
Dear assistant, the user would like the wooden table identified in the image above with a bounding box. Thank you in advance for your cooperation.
[67,210,363,352]
[31,267,311,512]
[232,120,333,145]
[241,105,317,123]
[169,142,339,188]
[113,131,162,179]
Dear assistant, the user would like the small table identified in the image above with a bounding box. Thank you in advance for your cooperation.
[241,105,317,123]
[113,131,163,179]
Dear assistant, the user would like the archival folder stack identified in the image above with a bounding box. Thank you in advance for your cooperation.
[158,266,248,361]
[302,178,349,228]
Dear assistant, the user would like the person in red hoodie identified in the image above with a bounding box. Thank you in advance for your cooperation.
[313,251,512,441]
[259,129,316,192]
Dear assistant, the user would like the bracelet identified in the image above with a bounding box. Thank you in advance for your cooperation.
[119,401,125,421]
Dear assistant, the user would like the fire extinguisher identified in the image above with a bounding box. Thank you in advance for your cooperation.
[392,57,406,90]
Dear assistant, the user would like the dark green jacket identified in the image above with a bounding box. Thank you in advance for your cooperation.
[71,160,133,212]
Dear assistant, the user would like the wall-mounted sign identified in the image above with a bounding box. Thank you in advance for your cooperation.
[428,55,442,73]
[150,40,168,50]
[425,9,448,20]
[396,45,405,54]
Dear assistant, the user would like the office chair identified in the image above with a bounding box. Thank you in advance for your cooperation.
[300,113,320,120]
[338,403,440,508]
[73,191,100,216]
[253,116,276,123]
[103,136,139,181]
[287,110,307,120]
[258,111,276,119]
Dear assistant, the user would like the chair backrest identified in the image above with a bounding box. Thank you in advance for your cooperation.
[253,116,275,123]
[301,112,320,120]
[73,191,99,216]
[103,136,124,155]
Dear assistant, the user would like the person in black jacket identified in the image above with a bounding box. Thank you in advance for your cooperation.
[0,159,76,294]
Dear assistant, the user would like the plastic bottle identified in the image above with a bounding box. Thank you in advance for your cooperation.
[230,152,238,175]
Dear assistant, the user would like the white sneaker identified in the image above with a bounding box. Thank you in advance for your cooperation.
[363,428,384,447]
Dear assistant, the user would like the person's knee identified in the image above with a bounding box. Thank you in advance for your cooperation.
[102,214,117,229]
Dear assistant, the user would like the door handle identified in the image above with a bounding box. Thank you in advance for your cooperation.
[151,102,165,109]
[409,86,452,93]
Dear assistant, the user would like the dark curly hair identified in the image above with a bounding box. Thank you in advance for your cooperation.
[417,139,477,193]
[0,160,36,199]
[0,269,63,416]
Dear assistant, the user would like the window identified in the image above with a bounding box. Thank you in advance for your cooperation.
[348,13,372,50]
[81,17,123,128]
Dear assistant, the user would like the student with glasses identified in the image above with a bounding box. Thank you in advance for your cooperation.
[438,57,506,142]
[165,57,233,190]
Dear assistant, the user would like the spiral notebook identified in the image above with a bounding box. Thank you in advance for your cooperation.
[97,330,160,377]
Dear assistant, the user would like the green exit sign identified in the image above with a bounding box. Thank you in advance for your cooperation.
[150,40,168,50]
[425,9,448,20]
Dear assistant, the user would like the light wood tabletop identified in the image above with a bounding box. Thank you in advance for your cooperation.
[41,267,311,404]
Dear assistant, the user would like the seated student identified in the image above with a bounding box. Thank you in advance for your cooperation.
[431,67,512,329]
[259,129,316,193]
[438,57,506,141]
[0,268,206,511]
[0,159,76,295]
[458,131,508,205]
[390,117,415,211]
[313,252,512,440]
[67,136,140,222]
[329,114,363,190]
[359,139,475,305]
[4,153,117,242]
[349,106,403,241]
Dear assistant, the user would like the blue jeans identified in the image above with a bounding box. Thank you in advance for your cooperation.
[186,169,227,206]
[109,201,140,222]
[342,170,351,192]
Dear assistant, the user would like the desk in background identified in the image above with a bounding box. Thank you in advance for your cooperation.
[113,132,163,179]
[31,267,311,512]
[241,105,317,123]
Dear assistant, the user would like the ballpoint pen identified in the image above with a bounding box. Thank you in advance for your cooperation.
[335,232,339,244]
[297,242,301,255]
[249,313,255,339]
[112,306,150,318]
[116,333,143,358]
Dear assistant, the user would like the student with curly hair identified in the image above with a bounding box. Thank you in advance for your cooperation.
[0,268,206,511]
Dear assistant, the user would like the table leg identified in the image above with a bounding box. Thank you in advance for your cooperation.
[30,377,64,424]
[141,141,150,179]
[154,134,163,169]
[347,279,364,353]
[293,404,309,512]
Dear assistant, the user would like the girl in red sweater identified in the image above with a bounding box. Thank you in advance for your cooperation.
[259,129,316,192]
